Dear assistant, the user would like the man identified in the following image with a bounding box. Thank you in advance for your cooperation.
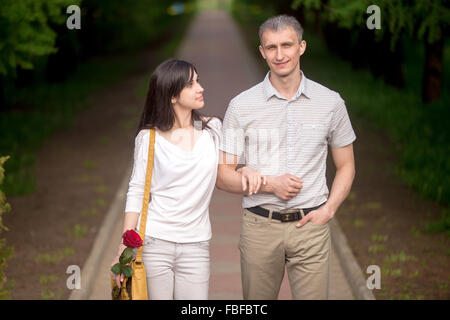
[216,14,356,300]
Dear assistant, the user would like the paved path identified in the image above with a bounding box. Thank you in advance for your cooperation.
[87,9,354,300]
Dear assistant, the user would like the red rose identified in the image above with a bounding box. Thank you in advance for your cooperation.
[122,230,143,248]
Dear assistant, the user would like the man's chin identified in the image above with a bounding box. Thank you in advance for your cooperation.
[271,68,294,78]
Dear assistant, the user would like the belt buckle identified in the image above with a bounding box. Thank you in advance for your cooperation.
[279,210,300,222]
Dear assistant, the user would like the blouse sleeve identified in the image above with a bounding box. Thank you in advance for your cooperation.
[124,130,149,214]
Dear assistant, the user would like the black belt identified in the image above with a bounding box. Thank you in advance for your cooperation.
[246,202,326,222]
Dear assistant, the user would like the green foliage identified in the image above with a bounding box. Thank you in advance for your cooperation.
[119,248,133,265]
[0,0,80,77]
[122,265,133,278]
[292,0,450,48]
[424,208,450,236]
[111,247,133,278]
[80,0,184,54]
[233,3,449,215]
[300,32,450,206]
[0,1,196,197]
[0,156,14,299]
[0,54,135,196]
[416,0,450,43]
[111,263,121,275]
[231,0,277,26]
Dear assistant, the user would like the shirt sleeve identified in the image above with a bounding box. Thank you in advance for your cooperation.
[205,116,221,137]
[328,94,357,148]
[124,130,149,214]
[220,100,245,157]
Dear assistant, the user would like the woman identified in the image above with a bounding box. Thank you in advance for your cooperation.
[110,58,264,300]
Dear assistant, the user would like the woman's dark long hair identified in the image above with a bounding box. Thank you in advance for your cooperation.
[137,58,217,136]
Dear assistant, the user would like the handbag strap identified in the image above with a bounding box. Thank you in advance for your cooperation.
[135,129,156,263]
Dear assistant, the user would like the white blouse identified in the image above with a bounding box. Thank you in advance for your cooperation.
[125,117,222,243]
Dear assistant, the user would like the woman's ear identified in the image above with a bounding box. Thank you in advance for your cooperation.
[171,96,177,104]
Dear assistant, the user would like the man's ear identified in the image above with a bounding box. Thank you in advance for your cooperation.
[258,45,266,60]
[299,40,307,56]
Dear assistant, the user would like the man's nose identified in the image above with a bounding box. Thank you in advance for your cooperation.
[276,47,284,60]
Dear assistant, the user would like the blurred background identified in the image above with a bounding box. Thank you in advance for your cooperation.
[0,0,448,300]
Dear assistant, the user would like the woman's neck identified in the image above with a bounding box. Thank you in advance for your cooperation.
[172,108,193,130]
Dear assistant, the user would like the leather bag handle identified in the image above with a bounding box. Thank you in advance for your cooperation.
[135,129,156,263]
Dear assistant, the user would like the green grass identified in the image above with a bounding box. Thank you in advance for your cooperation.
[424,208,450,236]
[81,207,99,217]
[368,244,386,254]
[94,185,107,194]
[39,274,58,285]
[362,202,383,211]
[40,287,62,300]
[371,234,389,243]
[353,218,365,228]
[34,247,75,265]
[65,224,88,239]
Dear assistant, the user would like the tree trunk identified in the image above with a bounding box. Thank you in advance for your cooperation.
[313,9,320,34]
[422,28,444,103]
[367,32,404,88]
[0,77,4,110]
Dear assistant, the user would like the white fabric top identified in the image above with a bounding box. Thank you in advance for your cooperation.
[125,117,222,243]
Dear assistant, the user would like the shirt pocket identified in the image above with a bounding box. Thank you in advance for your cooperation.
[299,122,329,147]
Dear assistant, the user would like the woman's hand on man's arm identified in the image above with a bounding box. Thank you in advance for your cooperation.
[217,151,266,195]
[237,166,267,195]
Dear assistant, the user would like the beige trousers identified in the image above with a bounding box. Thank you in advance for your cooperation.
[239,208,331,300]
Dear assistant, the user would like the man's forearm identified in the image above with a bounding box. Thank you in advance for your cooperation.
[324,163,355,216]
[260,176,275,193]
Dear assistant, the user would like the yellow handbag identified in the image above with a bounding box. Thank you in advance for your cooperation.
[111,129,156,300]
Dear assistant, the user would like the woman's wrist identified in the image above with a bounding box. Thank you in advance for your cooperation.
[116,243,127,256]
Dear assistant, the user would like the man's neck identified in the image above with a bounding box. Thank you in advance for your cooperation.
[269,68,302,100]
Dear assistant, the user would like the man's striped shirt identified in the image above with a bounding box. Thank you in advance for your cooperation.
[220,70,356,210]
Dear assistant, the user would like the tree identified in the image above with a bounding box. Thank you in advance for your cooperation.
[0,0,80,78]
[291,0,450,103]
[0,156,13,299]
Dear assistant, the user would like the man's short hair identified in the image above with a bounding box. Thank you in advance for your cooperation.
[259,15,304,44]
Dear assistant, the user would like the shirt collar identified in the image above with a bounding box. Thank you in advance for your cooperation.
[262,70,311,101]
